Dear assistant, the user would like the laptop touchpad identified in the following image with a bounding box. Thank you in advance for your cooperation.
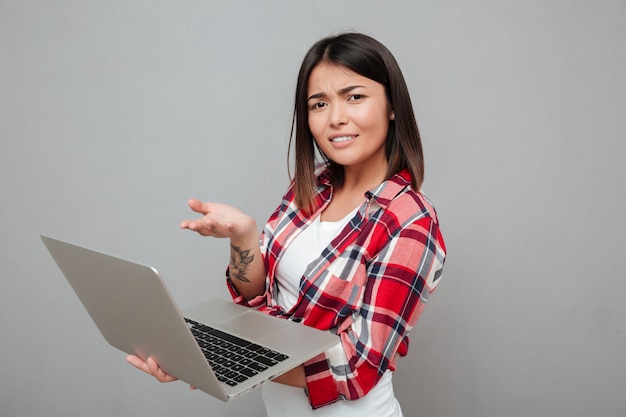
[219,311,290,340]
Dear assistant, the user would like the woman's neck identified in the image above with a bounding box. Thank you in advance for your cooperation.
[321,160,388,222]
[340,158,388,193]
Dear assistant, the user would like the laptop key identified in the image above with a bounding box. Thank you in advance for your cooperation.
[186,316,292,384]
[207,328,251,348]
[243,350,258,359]
[255,356,279,367]
[264,350,281,359]
[248,362,268,372]
[240,368,259,377]
[233,375,248,383]
[224,371,238,379]
[239,358,253,366]
[247,343,263,352]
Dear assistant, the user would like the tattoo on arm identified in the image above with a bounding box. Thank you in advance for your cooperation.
[230,244,254,283]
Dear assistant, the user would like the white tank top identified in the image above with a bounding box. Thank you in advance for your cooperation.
[265,210,403,417]
[274,210,356,311]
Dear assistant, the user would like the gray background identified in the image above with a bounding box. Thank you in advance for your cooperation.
[1,1,625,416]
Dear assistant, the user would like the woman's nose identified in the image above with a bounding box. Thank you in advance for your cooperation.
[329,103,348,126]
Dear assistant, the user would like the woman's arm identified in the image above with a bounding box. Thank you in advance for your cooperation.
[271,364,306,388]
[302,214,446,408]
[127,199,268,385]
[180,198,266,300]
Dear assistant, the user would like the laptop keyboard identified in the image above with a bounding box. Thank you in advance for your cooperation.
[185,318,290,387]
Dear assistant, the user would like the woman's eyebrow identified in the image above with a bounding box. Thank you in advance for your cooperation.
[307,85,366,102]
[307,92,326,101]
[339,85,366,95]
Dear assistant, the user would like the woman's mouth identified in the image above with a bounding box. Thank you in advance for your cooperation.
[330,135,356,143]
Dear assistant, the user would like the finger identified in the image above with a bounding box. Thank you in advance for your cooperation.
[146,357,177,383]
[183,218,212,235]
[181,200,214,231]
[187,198,211,215]
[126,355,152,375]
[181,200,206,229]
[187,217,229,237]
[180,218,199,230]
[146,357,166,379]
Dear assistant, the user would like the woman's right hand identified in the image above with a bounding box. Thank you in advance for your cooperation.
[180,198,257,240]
[180,198,267,300]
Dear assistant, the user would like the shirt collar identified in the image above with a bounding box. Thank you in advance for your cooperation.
[316,166,413,209]
[366,169,412,208]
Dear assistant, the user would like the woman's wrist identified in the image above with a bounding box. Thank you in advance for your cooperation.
[228,215,258,244]
[227,218,266,299]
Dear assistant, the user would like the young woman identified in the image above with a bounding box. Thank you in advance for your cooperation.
[128,32,446,416]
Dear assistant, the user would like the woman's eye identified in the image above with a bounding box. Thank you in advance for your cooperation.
[349,94,364,101]
[310,102,326,110]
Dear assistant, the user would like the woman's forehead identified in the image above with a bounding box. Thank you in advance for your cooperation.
[307,63,381,94]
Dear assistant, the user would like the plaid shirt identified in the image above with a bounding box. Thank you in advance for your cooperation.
[227,167,446,409]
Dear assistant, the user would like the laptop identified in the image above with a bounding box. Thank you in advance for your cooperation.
[40,235,339,402]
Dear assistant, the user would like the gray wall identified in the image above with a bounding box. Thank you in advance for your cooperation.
[1,1,625,416]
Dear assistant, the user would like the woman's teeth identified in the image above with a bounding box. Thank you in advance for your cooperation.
[331,136,353,143]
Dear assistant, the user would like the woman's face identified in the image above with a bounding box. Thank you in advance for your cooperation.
[306,63,392,174]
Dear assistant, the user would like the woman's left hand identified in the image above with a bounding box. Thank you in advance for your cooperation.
[126,355,196,389]
[126,355,178,382]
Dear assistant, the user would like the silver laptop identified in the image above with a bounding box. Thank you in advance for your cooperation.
[40,235,339,402]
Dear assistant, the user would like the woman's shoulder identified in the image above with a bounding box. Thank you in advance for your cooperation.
[376,171,441,225]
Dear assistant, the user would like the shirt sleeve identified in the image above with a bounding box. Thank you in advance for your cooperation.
[225,271,268,308]
[303,214,446,408]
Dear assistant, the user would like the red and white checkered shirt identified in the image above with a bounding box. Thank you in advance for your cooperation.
[227,166,446,409]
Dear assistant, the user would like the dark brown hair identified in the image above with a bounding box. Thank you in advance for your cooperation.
[289,32,424,211]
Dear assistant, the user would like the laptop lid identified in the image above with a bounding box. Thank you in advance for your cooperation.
[40,235,339,401]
